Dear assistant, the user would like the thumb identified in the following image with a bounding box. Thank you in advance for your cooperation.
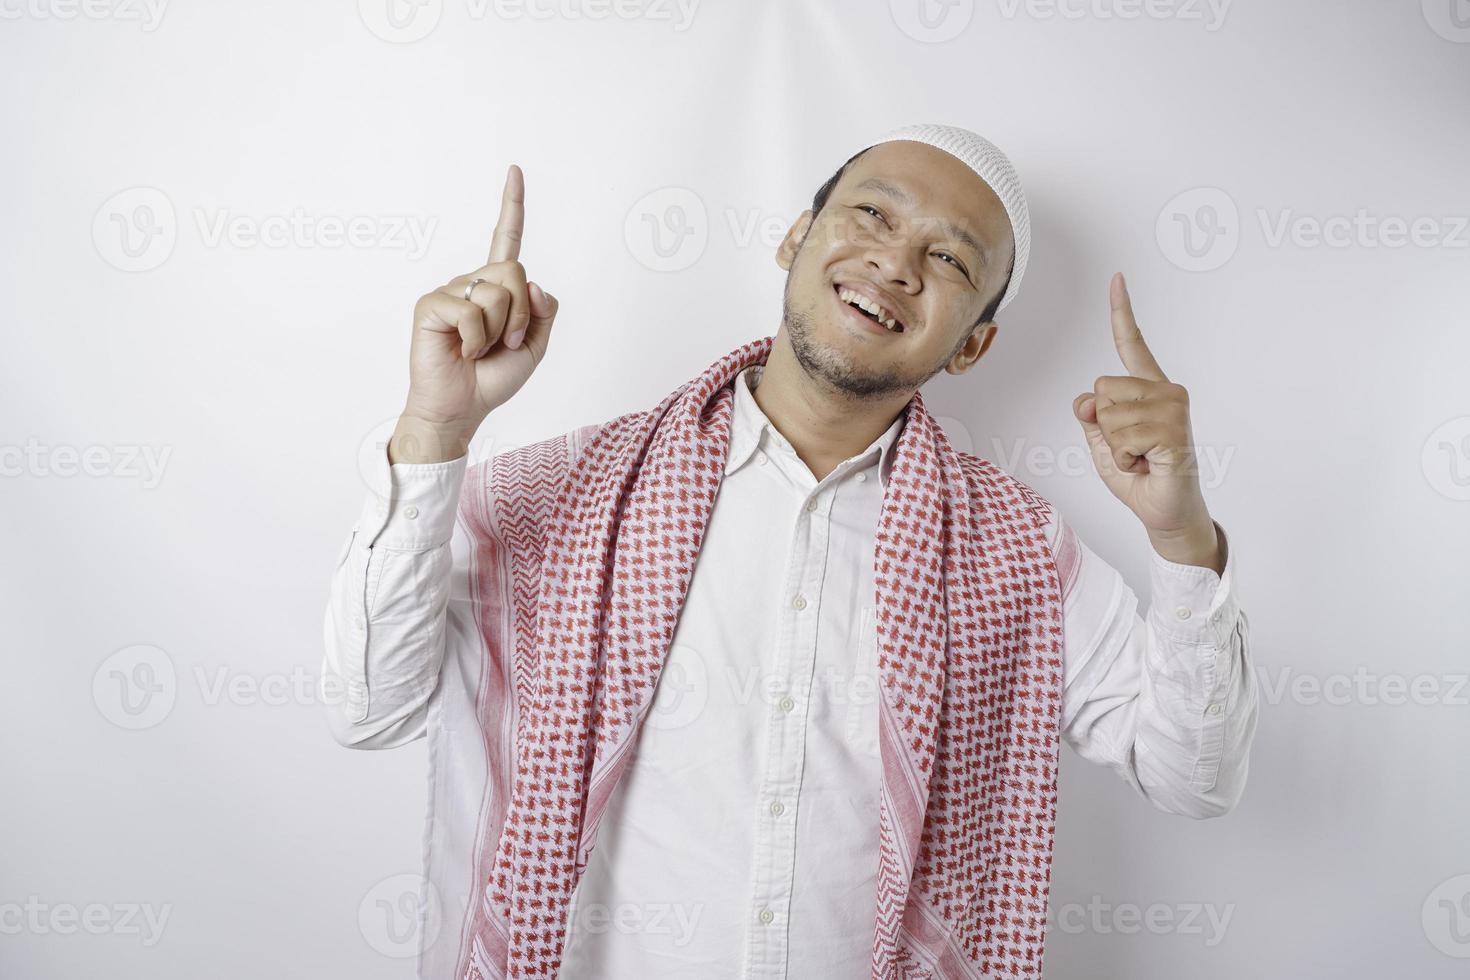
[1073,392,1101,437]
[1072,392,1109,459]
[512,281,559,352]
[1074,391,1130,485]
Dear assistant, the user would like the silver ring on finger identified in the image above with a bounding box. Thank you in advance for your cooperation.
[464,277,488,302]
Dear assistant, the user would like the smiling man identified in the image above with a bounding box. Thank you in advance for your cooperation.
[322,124,1259,980]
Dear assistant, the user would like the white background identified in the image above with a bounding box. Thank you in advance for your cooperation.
[3,1,1468,977]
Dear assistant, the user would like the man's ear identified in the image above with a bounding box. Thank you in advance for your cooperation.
[776,209,815,271]
[947,321,1000,375]
[975,321,999,359]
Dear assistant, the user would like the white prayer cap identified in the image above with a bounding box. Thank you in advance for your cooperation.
[857,123,1030,313]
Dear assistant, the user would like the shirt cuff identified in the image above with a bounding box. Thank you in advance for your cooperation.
[1146,519,1239,647]
[356,441,469,551]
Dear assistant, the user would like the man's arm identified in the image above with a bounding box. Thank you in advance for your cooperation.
[320,444,471,748]
[319,162,563,747]
[1055,513,1259,818]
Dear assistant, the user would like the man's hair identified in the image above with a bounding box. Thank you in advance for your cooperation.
[810,147,1015,333]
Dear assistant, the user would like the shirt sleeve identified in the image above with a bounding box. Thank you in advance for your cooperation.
[1052,512,1259,818]
[320,441,471,748]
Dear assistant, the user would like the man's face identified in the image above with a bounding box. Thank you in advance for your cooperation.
[775,139,1015,399]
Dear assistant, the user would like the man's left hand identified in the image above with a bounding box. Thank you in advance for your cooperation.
[1072,273,1223,573]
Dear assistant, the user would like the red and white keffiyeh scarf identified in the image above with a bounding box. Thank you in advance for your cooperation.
[459,334,1065,979]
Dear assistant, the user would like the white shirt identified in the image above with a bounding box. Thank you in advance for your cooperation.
[322,364,1258,979]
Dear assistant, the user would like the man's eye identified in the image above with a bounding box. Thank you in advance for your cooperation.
[856,204,885,222]
[934,251,964,271]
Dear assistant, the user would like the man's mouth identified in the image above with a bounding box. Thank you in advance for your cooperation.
[833,283,906,333]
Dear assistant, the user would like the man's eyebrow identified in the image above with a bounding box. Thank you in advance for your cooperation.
[855,176,916,207]
[852,176,991,267]
[938,221,990,268]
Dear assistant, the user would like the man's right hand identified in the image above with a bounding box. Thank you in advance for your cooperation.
[390,164,559,464]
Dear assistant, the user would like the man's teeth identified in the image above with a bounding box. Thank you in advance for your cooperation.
[838,287,902,332]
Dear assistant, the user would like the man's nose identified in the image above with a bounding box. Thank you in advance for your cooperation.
[864,244,919,291]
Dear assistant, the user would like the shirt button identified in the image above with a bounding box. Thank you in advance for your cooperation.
[778,696,795,712]
[805,499,817,512]
[757,453,768,465]
[1175,606,1192,620]
[758,908,775,924]
[769,800,785,816]
[792,595,807,610]
[856,472,867,482]
[404,505,419,520]
[1206,702,1222,715]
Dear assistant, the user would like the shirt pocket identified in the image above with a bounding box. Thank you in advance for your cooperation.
[843,605,881,758]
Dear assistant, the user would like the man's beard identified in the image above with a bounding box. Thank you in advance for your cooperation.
[781,280,954,400]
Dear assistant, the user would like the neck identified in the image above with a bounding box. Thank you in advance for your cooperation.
[750,330,912,483]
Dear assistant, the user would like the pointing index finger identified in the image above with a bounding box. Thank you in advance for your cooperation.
[487,163,525,265]
[1109,272,1168,382]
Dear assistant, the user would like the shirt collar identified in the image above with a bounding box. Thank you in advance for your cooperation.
[724,364,907,486]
